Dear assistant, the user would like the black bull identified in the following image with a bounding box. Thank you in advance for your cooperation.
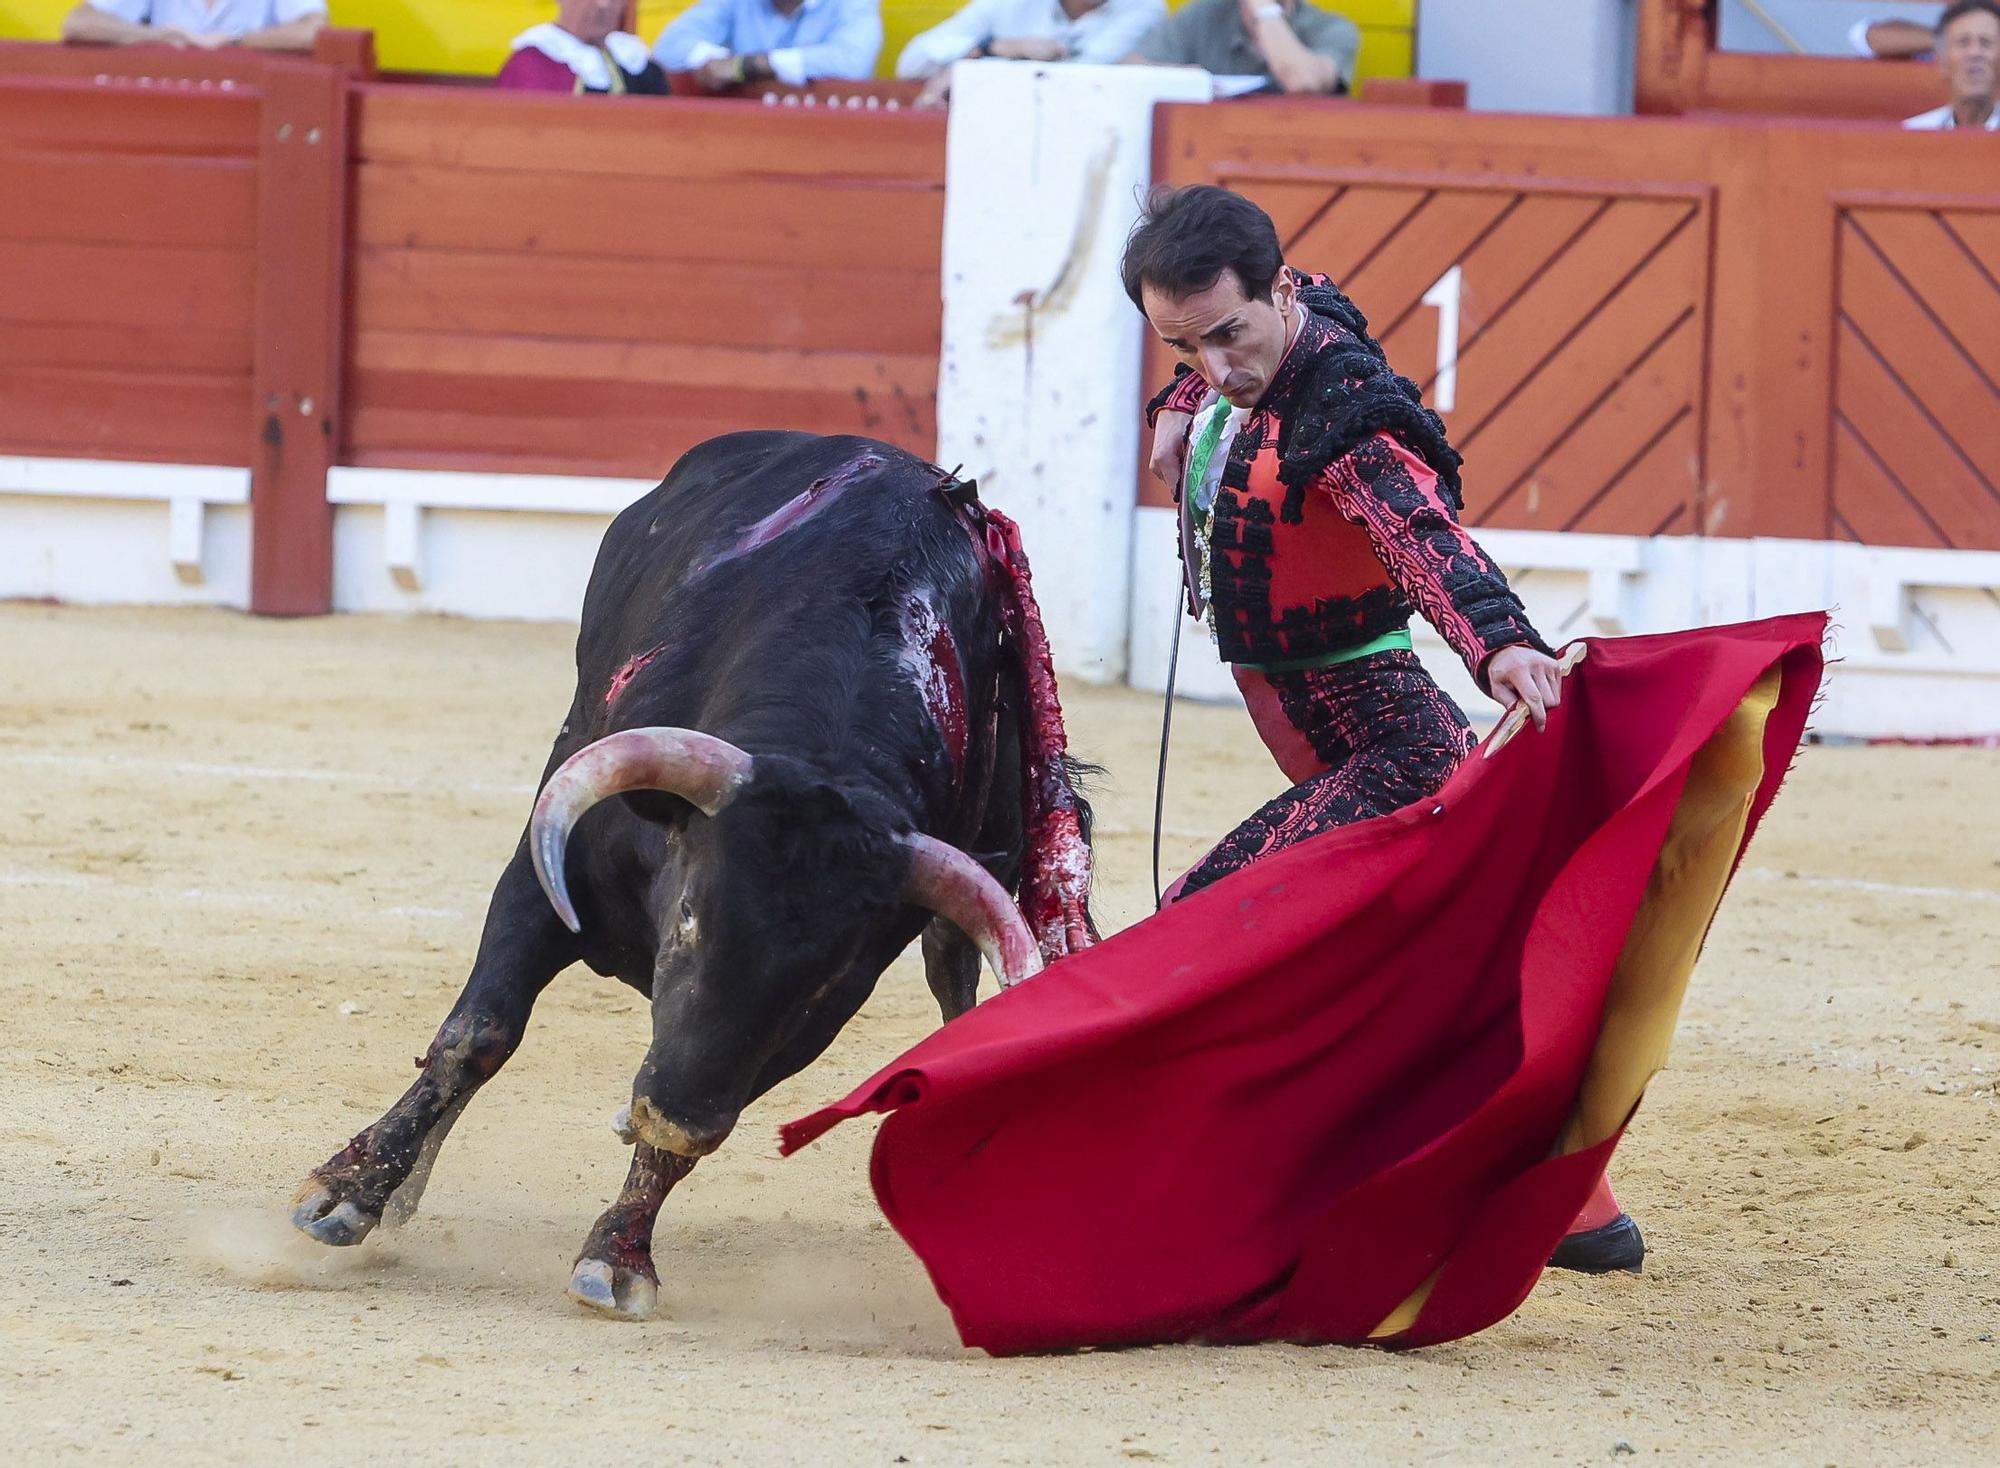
[289,431,1096,1318]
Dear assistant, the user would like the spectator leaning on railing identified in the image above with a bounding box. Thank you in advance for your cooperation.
[1904,0,1998,127]
[652,0,883,92]
[499,0,670,94]
[897,0,1166,106]
[1125,0,1357,95]
[1853,15,1938,59]
[59,0,323,51]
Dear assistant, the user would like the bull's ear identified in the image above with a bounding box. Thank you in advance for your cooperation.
[933,474,980,508]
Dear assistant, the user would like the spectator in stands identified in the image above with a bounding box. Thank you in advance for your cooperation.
[1905,0,1998,126]
[898,0,1166,107]
[653,0,882,91]
[59,0,322,50]
[499,0,669,94]
[1126,0,1357,95]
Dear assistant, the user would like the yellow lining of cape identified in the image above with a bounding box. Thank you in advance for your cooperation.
[1366,666,1783,1341]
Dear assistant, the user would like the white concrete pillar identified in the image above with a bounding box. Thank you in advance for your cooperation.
[936,60,1213,685]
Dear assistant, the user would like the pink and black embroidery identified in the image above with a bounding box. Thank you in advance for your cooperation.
[1324,437,1552,682]
[1175,651,1475,897]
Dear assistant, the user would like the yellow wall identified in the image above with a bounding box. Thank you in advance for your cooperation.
[0,0,67,39]
[0,0,1413,82]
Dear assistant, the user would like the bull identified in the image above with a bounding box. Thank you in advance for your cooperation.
[289,431,1095,1318]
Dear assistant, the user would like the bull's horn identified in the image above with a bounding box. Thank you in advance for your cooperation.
[530,728,754,933]
[899,833,1044,989]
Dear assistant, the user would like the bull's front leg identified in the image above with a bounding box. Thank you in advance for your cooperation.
[567,1141,697,1320]
[290,847,572,1246]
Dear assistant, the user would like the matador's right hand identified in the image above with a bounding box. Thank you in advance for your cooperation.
[1150,409,1194,492]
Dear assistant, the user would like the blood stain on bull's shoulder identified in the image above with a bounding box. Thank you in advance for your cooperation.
[899,596,968,783]
[698,452,887,575]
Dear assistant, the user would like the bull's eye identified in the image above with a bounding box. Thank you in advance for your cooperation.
[678,902,698,942]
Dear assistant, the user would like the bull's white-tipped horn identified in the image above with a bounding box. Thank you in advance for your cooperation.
[899,833,1044,989]
[530,728,754,933]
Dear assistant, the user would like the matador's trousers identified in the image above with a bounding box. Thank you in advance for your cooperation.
[1174,649,1475,899]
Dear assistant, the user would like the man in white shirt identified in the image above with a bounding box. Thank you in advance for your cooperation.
[652,0,881,92]
[897,0,1165,106]
[1904,0,1999,127]
[60,0,324,51]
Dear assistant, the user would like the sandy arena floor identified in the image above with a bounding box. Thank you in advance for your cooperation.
[0,603,1995,1465]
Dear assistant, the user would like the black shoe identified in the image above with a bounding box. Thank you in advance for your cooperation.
[1547,1212,1646,1274]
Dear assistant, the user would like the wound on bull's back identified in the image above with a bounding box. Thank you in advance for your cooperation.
[701,453,886,574]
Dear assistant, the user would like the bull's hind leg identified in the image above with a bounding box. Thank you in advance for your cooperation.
[568,1142,697,1320]
[918,721,1024,1024]
[921,918,982,1022]
[291,848,572,1246]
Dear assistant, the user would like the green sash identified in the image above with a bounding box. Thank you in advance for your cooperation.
[1243,627,1414,674]
[1182,403,1231,522]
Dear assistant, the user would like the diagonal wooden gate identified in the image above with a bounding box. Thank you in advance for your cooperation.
[1831,204,2000,551]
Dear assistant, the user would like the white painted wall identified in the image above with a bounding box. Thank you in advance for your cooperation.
[327,467,650,620]
[935,59,1214,685]
[9,461,2000,739]
[1418,0,1637,115]
[0,458,251,608]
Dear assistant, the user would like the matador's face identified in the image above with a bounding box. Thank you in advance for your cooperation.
[1142,267,1301,411]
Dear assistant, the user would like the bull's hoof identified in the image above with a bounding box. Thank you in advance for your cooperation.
[567,1257,658,1321]
[289,1181,381,1247]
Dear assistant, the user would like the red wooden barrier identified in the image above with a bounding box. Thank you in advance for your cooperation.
[1148,101,2000,552]
[4,36,1994,620]
[0,41,944,611]
[1356,77,1467,109]
[342,87,946,480]
[0,39,362,612]
[0,68,259,469]
[252,62,348,615]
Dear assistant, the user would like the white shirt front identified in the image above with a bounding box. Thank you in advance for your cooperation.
[1903,103,2000,128]
[896,0,1165,79]
[86,0,325,33]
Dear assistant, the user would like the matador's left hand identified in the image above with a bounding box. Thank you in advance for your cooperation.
[1486,644,1566,731]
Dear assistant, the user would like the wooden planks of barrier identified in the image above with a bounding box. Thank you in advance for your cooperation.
[0,67,259,469]
[1146,101,2000,553]
[342,87,947,481]
[0,42,945,611]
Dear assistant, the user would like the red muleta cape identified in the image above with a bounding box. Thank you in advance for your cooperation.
[783,614,1826,1353]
